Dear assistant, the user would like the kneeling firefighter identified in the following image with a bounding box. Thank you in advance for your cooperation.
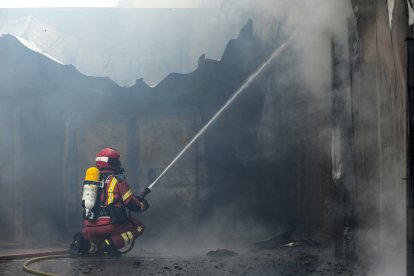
[70,147,149,257]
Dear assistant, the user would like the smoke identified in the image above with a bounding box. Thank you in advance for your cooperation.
[0,1,353,88]
[0,2,406,275]
[0,8,247,86]
[135,0,359,259]
[182,2,406,276]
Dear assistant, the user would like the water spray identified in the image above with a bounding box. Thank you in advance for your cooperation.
[140,32,296,198]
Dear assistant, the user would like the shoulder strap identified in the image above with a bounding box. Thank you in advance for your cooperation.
[97,175,110,207]
[106,176,118,205]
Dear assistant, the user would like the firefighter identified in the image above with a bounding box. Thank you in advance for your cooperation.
[70,147,149,257]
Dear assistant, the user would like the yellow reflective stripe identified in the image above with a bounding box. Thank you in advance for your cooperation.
[121,233,129,243]
[121,232,132,246]
[107,177,118,205]
[126,231,134,240]
[122,189,133,202]
[105,239,110,245]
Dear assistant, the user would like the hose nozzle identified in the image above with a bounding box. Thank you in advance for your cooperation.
[140,187,151,198]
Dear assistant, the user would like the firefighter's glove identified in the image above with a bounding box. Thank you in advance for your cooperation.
[138,196,149,211]
[141,199,149,211]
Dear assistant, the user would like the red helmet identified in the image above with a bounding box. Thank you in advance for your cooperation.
[96,147,122,172]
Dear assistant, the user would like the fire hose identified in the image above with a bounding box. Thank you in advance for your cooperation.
[0,250,68,276]
[23,254,69,276]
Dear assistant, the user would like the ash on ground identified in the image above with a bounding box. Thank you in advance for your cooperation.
[1,242,363,276]
[206,249,238,257]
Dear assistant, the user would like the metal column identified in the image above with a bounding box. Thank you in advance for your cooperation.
[406,38,414,276]
[331,27,358,260]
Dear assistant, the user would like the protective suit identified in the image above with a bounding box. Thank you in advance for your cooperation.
[70,147,149,257]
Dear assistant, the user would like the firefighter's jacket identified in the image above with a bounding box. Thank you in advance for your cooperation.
[84,175,146,226]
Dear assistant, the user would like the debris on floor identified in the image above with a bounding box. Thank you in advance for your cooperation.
[206,249,238,257]
[250,230,293,249]
[1,244,364,276]
[281,239,320,248]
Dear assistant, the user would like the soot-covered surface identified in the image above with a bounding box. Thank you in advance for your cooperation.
[0,18,297,245]
[2,243,363,276]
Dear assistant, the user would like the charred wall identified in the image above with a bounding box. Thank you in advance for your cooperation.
[350,0,408,274]
[0,16,346,251]
[0,21,302,246]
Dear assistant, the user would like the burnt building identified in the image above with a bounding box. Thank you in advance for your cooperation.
[0,1,412,275]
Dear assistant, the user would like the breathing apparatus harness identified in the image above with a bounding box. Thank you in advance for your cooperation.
[82,168,130,225]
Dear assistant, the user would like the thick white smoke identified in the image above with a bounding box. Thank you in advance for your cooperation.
[0,1,353,87]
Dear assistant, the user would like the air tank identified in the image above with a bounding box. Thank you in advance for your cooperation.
[82,167,100,220]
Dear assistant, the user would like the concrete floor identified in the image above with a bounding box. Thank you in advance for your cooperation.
[1,243,363,276]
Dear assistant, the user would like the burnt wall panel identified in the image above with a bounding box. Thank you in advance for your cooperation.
[137,115,199,242]
[294,116,333,238]
[351,0,407,273]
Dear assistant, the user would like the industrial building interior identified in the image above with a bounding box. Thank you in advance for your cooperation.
[0,0,413,275]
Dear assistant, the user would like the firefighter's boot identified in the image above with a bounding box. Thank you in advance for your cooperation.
[69,232,89,257]
[102,238,122,257]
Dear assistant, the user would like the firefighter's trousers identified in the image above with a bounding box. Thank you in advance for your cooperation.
[82,216,145,249]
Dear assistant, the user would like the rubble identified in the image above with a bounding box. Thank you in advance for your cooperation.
[0,243,364,276]
[250,230,293,249]
[206,249,238,257]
